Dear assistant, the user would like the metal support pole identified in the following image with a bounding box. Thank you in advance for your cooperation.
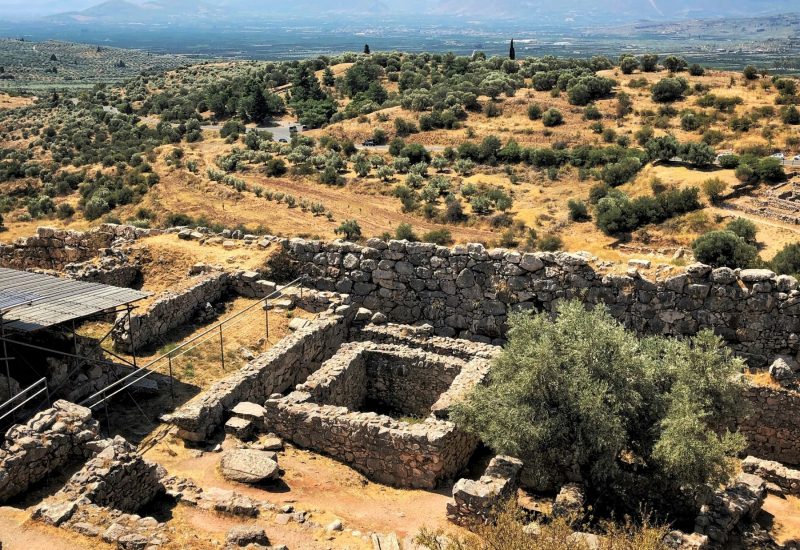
[45,382,51,408]
[265,299,270,342]
[103,389,111,434]
[0,314,14,422]
[168,354,175,405]
[71,320,79,374]
[127,306,138,369]
[219,325,225,371]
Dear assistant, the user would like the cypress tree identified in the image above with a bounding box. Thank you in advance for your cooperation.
[509,39,516,60]
[364,44,371,55]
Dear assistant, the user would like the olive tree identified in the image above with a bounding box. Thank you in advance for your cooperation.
[452,300,745,513]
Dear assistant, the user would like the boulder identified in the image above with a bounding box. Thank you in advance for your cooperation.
[226,526,270,547]
[220,449,280,484]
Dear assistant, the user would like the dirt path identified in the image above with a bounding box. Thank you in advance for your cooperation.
[146,435,456,546]
[0,507,110,550]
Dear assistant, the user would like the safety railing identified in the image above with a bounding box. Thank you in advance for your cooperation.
[80,276,305,410]
[0,377,49,423]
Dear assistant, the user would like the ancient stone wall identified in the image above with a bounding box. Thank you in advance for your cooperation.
[738,384,800,465]
[263,396,477,489]
[170,307,355,441]
[447,455,524,525]
[0,400,100,503]
[742,456,800,496]
[55,436,162,513]
[112,271,231,352]
[0,225,154,270]
[297,342,367,409]
[282,237,800,366]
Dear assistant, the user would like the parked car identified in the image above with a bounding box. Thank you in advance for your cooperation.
[278,138,288,143]
[362,139,375,147]
[793,155,800,161]
[771,152,785,159]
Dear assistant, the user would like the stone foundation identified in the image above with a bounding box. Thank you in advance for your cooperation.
[170,306,354,441]
[694,472,766,546]
[262,338,491,488]
[112,271,231,352]
[0,400,100,503]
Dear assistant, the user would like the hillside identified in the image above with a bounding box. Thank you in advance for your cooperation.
[1,49,799,276]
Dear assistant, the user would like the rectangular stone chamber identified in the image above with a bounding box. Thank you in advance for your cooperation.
[262,340,493,489]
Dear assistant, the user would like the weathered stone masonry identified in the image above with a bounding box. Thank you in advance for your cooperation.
[170,305,355,441]
[0,400,101,503]
[283,237,800,366]
[738,384,800,465]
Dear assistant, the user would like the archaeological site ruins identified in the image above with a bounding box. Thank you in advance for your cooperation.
[1,223,800,549]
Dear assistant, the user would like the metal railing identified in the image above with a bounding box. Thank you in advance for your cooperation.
[0,377,49,423]
[80,276,305,410]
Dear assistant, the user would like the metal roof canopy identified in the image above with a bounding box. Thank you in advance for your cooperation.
[0,267,149,332]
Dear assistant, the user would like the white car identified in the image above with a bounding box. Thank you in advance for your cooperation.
[794,155,800,161]
[771,152,785,159]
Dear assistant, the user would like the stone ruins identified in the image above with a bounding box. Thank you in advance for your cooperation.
[2,223,800,549]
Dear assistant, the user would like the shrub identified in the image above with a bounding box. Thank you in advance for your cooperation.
[537,234,563,251]
[83,196,110,221]
[264,158,287,177]
[651,78,688,103]
[718,154,740,169]
[726,217,757,244]
[601,157,642,186]
[772,243,800,276]
[541,108,563,127]
[334,219,362,241]
[567,199,590,222]
[394,223,418,241]
[527,103,542,120]
[702,178,726,204]
[452,300,745,510]
[692,230,758,268]
[743,65,759,80]
[422,228,453,245]
[56,203,75,219]
[688,64,705,76]
[596,188,701,235]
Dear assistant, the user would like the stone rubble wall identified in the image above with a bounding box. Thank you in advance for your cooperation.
[46,435,163,513]
[64,249,141,288]
[112,271,231,352]
[694,472,766,546]
[170,306,355,441]
[262,338,491,489]
[738,384,800,465]
[0,400,100,503]
[282,237,800,366]
[263,396,478,489]
[447,455,524,525]
[296,342,368,410]
[361,345,465,417]
[742,456,800,496]
[0,225,155,270]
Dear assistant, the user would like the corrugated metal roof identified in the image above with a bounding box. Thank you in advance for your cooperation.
[0,267,149,332]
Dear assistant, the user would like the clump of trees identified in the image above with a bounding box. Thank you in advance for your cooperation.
[453,300,745,515]
[594,187,701,235]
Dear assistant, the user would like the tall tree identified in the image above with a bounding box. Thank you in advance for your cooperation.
[509,39,516,60]
[363,44,371,55]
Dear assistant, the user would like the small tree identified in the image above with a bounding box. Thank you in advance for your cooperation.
[527,103,542,120]
[726,217,758,244]
[542,108,563,127]
[743,65,759,80]
[702,177,726,204]
[772,243,800,276]
[335,219,362,241]
[452,300,745,512]
[567,199,590,222]
[363,44,371,55]
[509,39,516,60]
[620,55,639,75]
[322,67,335,87]
[692,230,757,268]
[640,53,659,72]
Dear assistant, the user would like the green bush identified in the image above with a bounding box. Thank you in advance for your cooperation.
[422,228,453,245]
[726,217,757,244]
[651,78,688,103]
[692,230,758,269]
[334,219,362,241]
[541,108,563,127]
[527,103,542,120]
[772,243,800,276]
[567,199,590,222]
[452,300,745,511]
[394,223,419,241]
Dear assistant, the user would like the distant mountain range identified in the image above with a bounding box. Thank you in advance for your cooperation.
[4,0,800,24]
